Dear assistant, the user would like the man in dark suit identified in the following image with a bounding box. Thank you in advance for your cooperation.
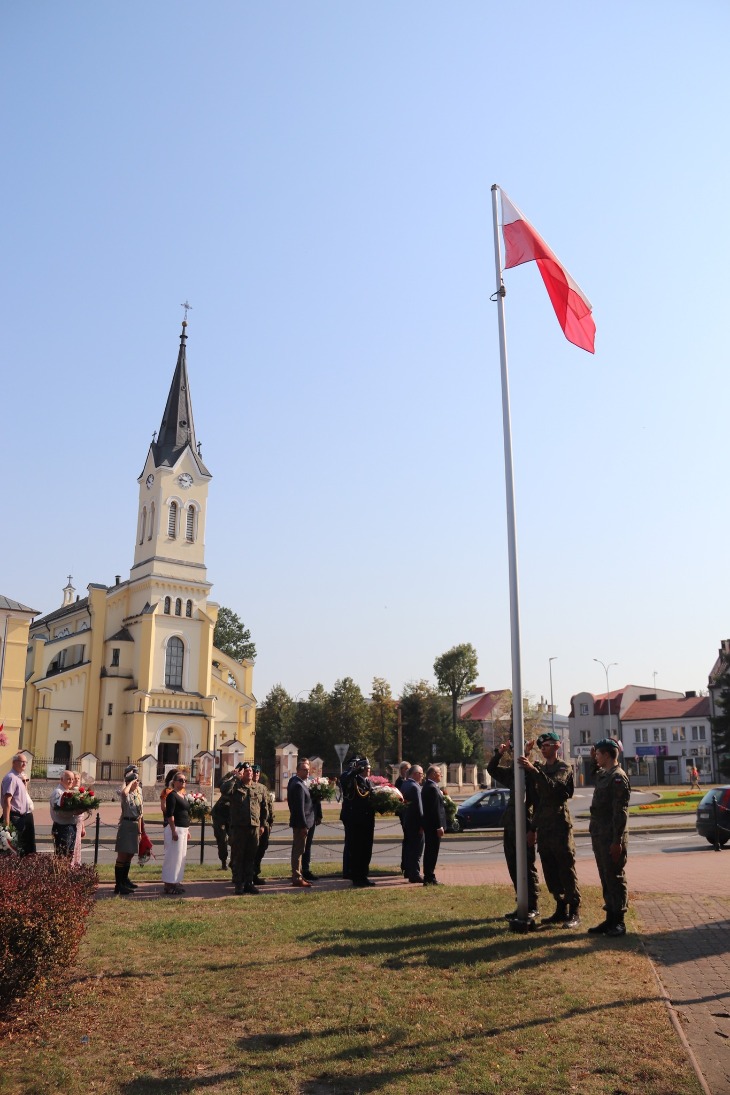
[421,765,447,886]
[400,765,425,882]
[287,757,316,888]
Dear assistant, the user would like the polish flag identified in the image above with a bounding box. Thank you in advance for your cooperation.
[501,190,595,354]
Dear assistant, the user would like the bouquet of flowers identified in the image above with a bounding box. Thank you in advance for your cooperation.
[369,777,404,816]
[58,787,99,814]
[0,821,18,854]
[185,791,210,822]
[442,793,457,830]
[307,776,336,803]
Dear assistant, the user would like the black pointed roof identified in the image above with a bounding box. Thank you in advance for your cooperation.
[150,322,211,476]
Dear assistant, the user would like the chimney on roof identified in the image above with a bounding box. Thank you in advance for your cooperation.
[638,694,657,702]
[115,575,121,586]
[472,687,485,694]
[685,690,697,699]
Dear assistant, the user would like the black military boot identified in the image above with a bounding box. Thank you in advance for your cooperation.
[606,917,626,937]
[114,865,134,895]
[243,882,260,895]
[588,912,613,935]
[541,901,567,925]
[561,905,581,928]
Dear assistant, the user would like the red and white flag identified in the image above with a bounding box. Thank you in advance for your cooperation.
[500,190,595,354]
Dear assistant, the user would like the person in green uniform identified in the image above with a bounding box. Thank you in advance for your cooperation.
[487,741,539,921]
[211,780,231,870]
[588,738,631,937]
[518,730,581,928]
[252,764,274,884]
[228,763,267,895]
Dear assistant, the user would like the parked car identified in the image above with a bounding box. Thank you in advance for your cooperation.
[695,786,730,846]
[452,788,510,832]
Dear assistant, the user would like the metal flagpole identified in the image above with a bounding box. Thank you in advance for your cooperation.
[490,183,530,927]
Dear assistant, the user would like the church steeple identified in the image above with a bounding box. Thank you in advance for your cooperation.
[150,321,210,477]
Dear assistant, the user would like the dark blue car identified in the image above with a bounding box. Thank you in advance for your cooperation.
[452,788,510,832]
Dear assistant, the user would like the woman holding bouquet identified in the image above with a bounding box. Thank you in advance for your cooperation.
[49,770,79,857]
[162,772,190,895]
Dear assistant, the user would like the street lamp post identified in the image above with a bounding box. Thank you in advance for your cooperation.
[593,659,618,735]
[548,657,558,738]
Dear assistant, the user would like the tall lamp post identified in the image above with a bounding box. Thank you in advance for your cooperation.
[593,659,618,735]
[548,657,558,738]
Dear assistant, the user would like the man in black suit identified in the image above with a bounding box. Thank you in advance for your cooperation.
[287,757,316,888]
[400,765,425,882]
[421,765,447,886]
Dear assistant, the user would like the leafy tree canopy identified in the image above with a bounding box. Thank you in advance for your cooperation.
[433,643,479,728]
[213,606,256,663]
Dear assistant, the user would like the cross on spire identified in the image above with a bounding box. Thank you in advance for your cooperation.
[181,300,193,322]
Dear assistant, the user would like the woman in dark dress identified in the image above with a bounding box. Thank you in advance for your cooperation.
[161,772,190,895]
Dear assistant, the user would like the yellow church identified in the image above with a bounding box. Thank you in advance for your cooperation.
[20,321,256,782]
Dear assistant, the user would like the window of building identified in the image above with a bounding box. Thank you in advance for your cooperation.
[148,501,155,540]
[111,648,120,667]
[635,728,642,743]
[691,725,706,741]
[164,596,171,614]
[165,636,184,689]
[107,703,113,715]
[579,730,591,744]
[139,507,147,545]
[580,703,589,716]
[186,505,195,542]
[168,501,178,538]
[185,599,192,617]
[175,598,182,617]
[105,734,111,746]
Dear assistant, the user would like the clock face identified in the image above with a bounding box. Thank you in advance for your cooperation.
[145,474,154,489]
[178,473,194,489]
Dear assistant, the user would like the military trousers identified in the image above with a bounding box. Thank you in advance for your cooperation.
[536,824,580,906]
[229,825,259,886]
[254,824,270,875]
[591,832,628,917]
[503,822,540,911]
[212,816,229,865]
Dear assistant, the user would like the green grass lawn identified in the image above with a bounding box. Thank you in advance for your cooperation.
[0,883,701,1095]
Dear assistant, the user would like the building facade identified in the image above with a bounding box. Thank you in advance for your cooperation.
[620,693,713,785]
[21,322,256,779]
[0,596,39,769]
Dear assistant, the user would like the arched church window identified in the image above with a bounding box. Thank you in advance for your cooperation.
[185,599,193,617]
[164,597,171,614]
[165,637,184,689]
[139,507,147,545]
[186,505,195,542]
[148,501,155,540]
[168,501,178,538]
[175,598,182,616]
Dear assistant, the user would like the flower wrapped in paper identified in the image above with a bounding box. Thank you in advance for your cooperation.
[368,778,404,816]
[0,822,18,854]
[306,776,336,803]
[185,791,210,822]
[58,787,100,814]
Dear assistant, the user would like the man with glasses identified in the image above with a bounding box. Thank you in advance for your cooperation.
[2,753,36,855]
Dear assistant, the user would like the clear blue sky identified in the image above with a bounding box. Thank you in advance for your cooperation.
[3,1,729,718]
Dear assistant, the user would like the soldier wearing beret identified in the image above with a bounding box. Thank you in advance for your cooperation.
[588,738,631,937]
[252,764,274,885]
[228,763,267,895]
[518,730,581,928]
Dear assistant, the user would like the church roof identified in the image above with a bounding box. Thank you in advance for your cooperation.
[150,321,211,477]
[32,596,90,630]
[0,595,38,614]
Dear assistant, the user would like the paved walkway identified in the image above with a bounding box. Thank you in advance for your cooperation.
[98,846,730,1094]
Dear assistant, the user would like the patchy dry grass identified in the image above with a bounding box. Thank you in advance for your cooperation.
[0,885,701,1095]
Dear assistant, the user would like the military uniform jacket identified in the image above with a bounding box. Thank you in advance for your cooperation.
[486,752,535,831]
[529,760,574,831]
[589,763,630,842]
[258,784,274,828]
[229,781,267,829]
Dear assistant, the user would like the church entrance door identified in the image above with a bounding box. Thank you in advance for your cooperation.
[157,742,180,780]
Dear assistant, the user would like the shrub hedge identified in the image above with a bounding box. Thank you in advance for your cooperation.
[0,854,97,1011]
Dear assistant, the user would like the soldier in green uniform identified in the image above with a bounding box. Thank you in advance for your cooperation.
[487,741,540,920]
[211,778,232,870]
[518,730,581,928]
[252,764,274,885]
[228,762,267,895]
[588,738,631,937]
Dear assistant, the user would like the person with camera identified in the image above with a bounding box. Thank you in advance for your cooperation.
[340,756,376,887]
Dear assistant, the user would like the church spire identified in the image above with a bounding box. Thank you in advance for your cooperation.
[150,321,210,476]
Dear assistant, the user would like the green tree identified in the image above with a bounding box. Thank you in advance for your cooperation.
[254,684,295,771]
[433,643,479,729]
[328,677,375,763]
[292,683,330,761]
[213,606,256,662]
[399,680,449,768]
[369,677,398,775]
[710,655,730,778]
